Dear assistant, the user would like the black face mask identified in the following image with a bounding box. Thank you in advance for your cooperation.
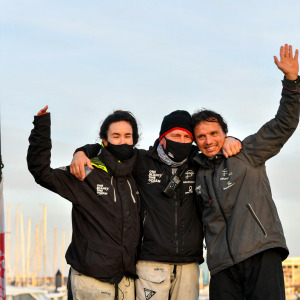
[106,142,134,161]
[164,138,193,162]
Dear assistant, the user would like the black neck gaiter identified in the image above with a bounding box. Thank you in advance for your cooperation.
[106,142,134,161]
[164,138,192,162]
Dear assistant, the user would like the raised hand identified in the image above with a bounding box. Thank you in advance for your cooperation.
[37,105,49,116]
[274,44,299,81]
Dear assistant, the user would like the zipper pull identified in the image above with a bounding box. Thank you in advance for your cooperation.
[203,226,207,249]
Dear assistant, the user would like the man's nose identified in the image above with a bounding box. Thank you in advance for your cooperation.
[205,136,212,145]
[180,136,185,143]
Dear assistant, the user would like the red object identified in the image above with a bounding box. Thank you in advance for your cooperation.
[0,180,6,300]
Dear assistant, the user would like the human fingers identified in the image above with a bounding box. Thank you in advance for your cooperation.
[37,105,49,116]
[289,44,293,57]
[294,49,299,60]
[78,163,86,181]
[86,159,94,170]
[70,160,84,180]
[274,56,280,67]
[284,44,289,57]
[222,149,229,158]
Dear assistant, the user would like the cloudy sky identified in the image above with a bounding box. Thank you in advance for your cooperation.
[1,0,300,276]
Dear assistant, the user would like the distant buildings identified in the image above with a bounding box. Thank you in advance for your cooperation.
[283,256,300,295]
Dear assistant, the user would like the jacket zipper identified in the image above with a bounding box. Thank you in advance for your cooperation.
[110,176,116,202]
[203,226,207,250]
[207,168,235,263]
[127,180,136,203]
[246,203,267,237]
[141,210,148,247]
[175,195,178,254]
[172,168,179,254]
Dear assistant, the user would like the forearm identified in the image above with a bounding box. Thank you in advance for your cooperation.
[27,114,79,202]
[243,77,300,165]
[27,114,53,186]
[75,143,101,158]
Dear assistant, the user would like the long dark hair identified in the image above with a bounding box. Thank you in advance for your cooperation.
[99,110,139,146]
[192,109,228,134]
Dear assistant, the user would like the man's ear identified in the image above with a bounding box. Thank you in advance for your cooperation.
[102,139,108,147]
[160,137,167,150]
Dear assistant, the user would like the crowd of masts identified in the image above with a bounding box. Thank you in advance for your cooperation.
[5,204,208,289]
[6,204,71,286]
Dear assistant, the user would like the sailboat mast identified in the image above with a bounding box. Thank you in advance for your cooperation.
[43,205,47,285]
[20,212,25,285]
[14,205,19,284]
[61,230,65,285]
[26,218,31,285]
[53,227,57,279]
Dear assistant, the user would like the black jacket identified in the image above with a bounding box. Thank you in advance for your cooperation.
[27,114,140,284]
[136,140,203,263]
[194,77,300,275]
[79,140,204,264]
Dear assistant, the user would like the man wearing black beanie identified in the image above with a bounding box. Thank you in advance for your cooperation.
[69,110,241,300]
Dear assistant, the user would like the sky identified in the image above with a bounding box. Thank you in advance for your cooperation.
[1,0,300,277]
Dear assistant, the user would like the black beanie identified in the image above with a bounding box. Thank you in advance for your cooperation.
[159,110,194,141]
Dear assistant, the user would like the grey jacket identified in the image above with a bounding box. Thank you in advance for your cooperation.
[194,77,300,275]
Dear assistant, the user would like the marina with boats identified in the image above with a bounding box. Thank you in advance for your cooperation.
[5,204,68,299]
[4,204,300,299]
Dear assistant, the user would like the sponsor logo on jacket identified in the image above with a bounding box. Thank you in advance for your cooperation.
[220,168,235,190]
[148,170,163,184]
[195,184,201,195]
[96,184,109,195]
[185,185,194,194]
[185,170,194,179]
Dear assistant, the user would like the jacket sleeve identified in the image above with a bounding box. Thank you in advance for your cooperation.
[27,113,80,204]
[75,143,101,158]
[242,77,300,166]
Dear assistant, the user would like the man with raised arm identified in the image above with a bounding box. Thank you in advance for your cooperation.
[27,108,141,300]
[192,44,299,299]
[70,110,241,300]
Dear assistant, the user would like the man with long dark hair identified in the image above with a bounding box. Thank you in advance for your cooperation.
[27,107,141,300]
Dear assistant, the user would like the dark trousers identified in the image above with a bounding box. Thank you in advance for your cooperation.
[210,249,286,300]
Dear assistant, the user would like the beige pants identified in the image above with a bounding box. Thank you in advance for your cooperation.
[71,268,135,300]
[135,261,199,300]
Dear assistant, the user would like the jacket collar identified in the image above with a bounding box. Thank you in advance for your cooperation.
[194,151,225,169]
[147,138,198,166]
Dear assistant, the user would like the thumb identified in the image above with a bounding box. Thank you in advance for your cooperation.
[222,149,229,158]
[87,159,94,170]
[274,56,280,67]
